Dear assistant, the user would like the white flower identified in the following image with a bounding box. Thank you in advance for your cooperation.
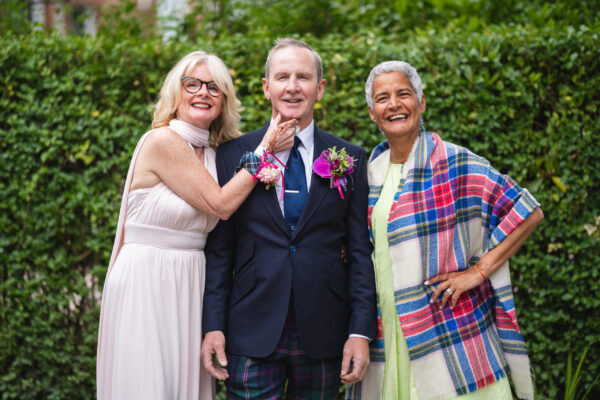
[257,166,280,184]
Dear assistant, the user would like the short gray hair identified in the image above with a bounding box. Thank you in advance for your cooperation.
[265,38,323,82]
[365,61,423,110]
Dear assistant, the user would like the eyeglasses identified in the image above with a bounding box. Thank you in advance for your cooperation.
[181,76,222,97]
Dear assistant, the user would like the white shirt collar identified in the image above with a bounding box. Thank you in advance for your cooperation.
[296,120,314,148]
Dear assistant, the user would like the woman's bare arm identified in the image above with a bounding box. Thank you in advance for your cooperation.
[131,117,296,220]
[426,207,544,308]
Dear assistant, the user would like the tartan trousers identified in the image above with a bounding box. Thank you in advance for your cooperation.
[225,303,342,400]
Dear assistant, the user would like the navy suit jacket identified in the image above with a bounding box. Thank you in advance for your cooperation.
[203,123,377,359]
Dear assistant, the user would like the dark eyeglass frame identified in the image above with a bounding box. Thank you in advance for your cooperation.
[180,76,222,97]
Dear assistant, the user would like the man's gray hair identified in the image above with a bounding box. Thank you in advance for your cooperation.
[265,38,323,82]
[365,61,423,110]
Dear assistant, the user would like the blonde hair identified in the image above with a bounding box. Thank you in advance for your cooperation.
[153,51,241,145]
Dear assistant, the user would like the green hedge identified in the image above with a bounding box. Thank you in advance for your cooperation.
[1,24,598,399]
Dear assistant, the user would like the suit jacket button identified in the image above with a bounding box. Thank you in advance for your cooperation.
[289,245,296,253]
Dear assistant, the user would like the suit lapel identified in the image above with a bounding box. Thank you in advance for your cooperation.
[257,181,289,236]
[247,123,290,236]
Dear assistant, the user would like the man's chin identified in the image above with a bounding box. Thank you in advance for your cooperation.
[277,112,304,124]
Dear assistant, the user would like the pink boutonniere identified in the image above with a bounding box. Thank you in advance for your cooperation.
[312,146,355,199]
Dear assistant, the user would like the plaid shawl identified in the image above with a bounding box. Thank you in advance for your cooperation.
[347,130,537,400]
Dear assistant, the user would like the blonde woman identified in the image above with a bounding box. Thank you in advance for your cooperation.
[96,51,295,400]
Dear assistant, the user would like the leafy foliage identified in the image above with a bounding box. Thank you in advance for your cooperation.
[564,343,600,400]
[0,0,31,35]
[0,2,599,399]
[184,0,600,38]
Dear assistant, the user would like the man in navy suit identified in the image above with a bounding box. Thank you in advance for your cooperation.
[201,38,376,399]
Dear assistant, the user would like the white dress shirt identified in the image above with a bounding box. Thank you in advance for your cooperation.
[273,121,314,216]
[254,119,315,216]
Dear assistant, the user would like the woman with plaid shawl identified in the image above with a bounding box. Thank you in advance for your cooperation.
[346,61,543,400]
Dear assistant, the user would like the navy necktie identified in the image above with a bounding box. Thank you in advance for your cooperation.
[284,137,308,227]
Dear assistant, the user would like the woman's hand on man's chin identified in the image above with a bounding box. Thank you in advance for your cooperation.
[261,113,298,153]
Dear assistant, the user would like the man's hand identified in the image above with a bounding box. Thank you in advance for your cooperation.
[340,337,370,384]
[201,330,229,380]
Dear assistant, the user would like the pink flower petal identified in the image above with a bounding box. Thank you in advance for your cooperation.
[313,153,334,178]
[345,157,354,175]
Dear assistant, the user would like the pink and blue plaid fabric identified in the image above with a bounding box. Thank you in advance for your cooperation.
[355,130,538,399]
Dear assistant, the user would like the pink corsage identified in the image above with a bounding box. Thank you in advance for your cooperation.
[312,146,355,199]
[253,150,286,197]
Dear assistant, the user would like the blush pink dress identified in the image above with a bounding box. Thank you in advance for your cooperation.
[97,120,218,400]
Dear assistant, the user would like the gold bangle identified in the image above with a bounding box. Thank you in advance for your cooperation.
[473,264,488,280]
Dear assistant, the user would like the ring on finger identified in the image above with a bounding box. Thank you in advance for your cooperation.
[446,288,453,295]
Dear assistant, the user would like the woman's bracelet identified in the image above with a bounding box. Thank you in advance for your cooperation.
[237,151,261,176]
[472,264,488,280]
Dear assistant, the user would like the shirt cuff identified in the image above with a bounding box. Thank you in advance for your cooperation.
[349,333,371,342]
[254,144,266,157]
